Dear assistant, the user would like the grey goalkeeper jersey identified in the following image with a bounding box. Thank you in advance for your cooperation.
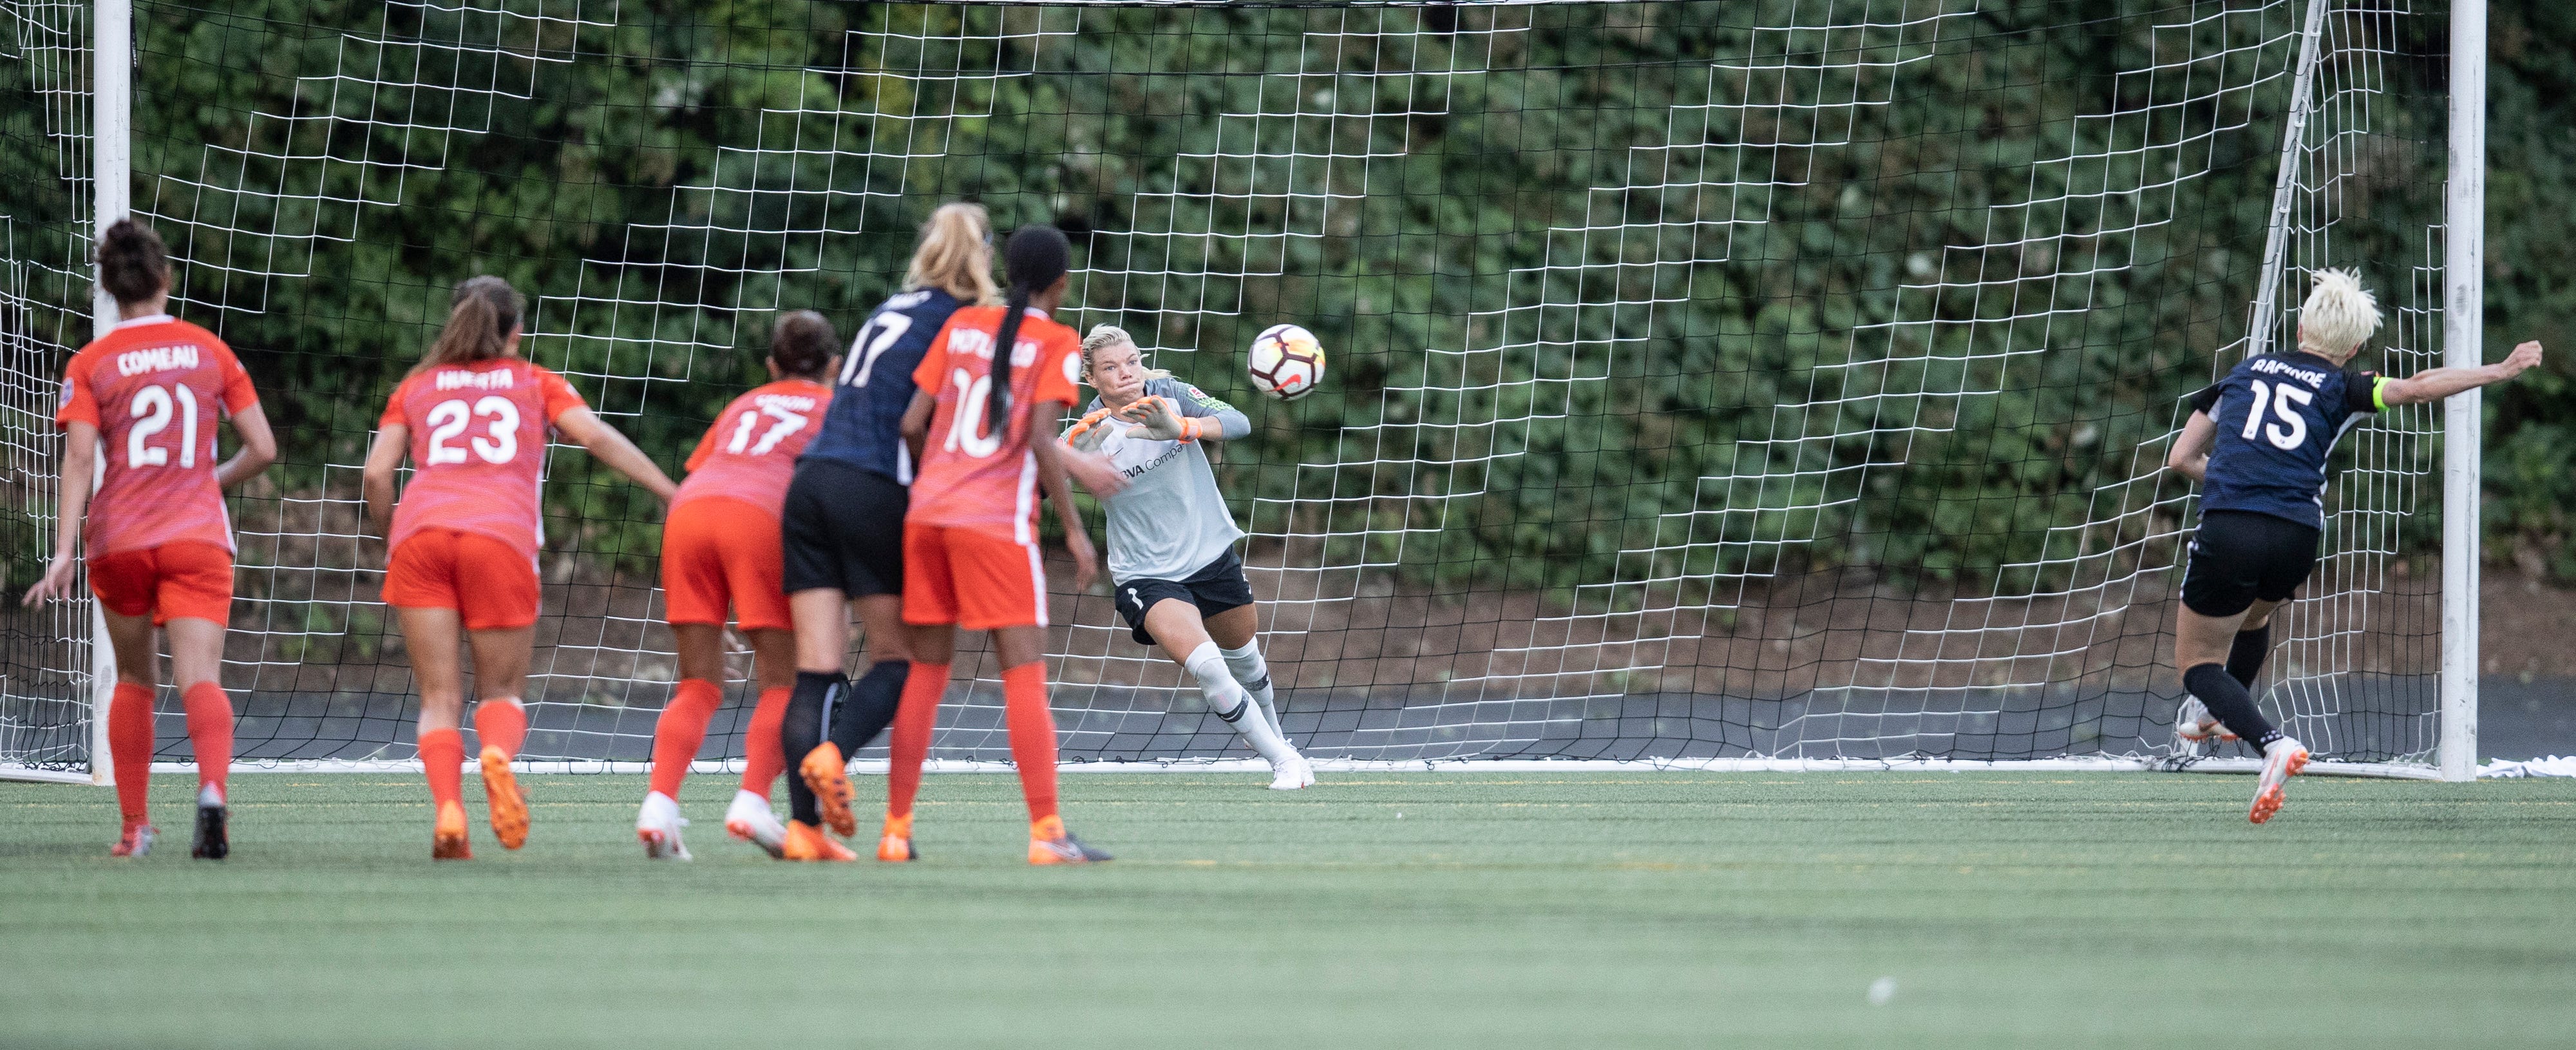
[1083,377,1251,584]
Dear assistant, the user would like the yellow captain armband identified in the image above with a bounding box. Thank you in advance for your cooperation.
[2371,376,2391,411]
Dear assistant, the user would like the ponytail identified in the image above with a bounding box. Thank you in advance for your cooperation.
[412,275,522,377]
[982,225,1071,439]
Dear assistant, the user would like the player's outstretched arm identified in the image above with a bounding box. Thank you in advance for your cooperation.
[556,406,680,502]
[216,403,278,490]
[1030,401,1104,592]
[21,422,97,606]
[2378,340,2544,405]
[360,423,408,539]
[2167,410,2217,482]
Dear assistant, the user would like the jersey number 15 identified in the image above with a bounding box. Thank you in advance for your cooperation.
[2240,379,2311,451]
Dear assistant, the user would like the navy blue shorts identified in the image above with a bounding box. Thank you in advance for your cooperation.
[1112,549,1255,647]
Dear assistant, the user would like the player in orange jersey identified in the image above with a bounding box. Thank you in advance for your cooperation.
[886,225,1128,865]
[635,311,837,860]
[362,276,678,860]
[23,219,277,859]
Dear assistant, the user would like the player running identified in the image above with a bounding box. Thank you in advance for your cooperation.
[773,202,997,862]
[363,276,678,860]
[882,224,1126,865]
[2166,268,2542,823]
[635,312,837,860]
[1063,325,1312,789]
[23,219,277,858]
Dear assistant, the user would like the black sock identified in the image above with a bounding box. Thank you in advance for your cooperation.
[829,660,910,759]
[781,670,844,826]
[2183,662,2284,754]
[2226,622,2272,689]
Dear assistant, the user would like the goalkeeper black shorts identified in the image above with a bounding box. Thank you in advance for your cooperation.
[781,458,907,598]
[2180,509,2320,618]
[1111,549,1256,647]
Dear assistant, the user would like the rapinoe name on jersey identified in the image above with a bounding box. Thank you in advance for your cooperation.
[2248,356,2329,387]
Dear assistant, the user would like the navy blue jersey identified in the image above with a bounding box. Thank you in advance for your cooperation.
[800,287,967,482]
[2188,350,2387,529]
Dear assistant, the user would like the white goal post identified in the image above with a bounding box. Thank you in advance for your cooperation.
[1,0,2487,782]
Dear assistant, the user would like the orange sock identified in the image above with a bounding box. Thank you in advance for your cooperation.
[884,663,949,821]
[419,727,465,807]
[739,686,788,794]
[1000,662,1059,826]
[181,682,234,799]
[473,699,527,758]
[108,682,155,825]
[649,679,721,799]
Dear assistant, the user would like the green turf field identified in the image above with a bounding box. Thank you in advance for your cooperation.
[4,771,2573,1049]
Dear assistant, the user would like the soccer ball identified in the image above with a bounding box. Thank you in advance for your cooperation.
[1246,323,1326,401]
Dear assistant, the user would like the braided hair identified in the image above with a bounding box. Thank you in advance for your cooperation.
[983,225,1071,438]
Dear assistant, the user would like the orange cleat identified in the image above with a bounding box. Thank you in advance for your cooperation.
[798,741,857,838]
[876,814,917,863]
[782,819,858,862]
[111,823,158,857]
[1027,815,1112,866]
[479,746,528,850]
[432,800,473,860]
[2248,738,2310,825]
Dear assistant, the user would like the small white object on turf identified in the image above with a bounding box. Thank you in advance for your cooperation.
[724,789,788,859]
[637,790,692,861]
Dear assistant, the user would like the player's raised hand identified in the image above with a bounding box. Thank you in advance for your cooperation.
[2501,340,2544,378]
[1123,396,1191,442]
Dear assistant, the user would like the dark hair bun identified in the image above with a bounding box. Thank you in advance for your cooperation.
[769,310,837,379]
[1003,225,1070,294]
[98,219,171,307]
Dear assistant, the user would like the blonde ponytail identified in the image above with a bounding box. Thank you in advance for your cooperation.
[904,202,1000,305]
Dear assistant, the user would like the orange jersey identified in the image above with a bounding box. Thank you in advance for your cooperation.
[672,378,830,517]
[378,358,587,563]
[55,315,260,557]
[906,305,1083,542]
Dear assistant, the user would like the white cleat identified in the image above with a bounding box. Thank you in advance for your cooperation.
[636,791,693,861]
[1268,753,1316,790]
[2248,737,2310,825]
[2175,697,2239,754]
[723,789,788,859]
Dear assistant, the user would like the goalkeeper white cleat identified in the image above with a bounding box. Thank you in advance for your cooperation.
[1268,753,1316,790]
[2175,697,2239,751]
[723,789,788,859]
[2248,737,2309,825]
[636,791,692,861]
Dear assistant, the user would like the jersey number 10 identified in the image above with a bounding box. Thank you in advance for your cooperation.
[2241,379,2311,452]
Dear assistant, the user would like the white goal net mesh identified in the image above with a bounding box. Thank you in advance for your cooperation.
[0,0,2455,773]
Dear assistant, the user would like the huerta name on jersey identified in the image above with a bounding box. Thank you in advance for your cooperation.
[800,287,965,483]
[2188,350,2390,530]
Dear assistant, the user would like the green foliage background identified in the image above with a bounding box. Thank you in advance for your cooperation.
[6,0,2571,595]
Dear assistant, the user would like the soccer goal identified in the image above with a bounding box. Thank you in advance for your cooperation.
[0,0,2488,782]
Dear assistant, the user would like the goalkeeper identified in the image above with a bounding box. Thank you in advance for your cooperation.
[1063,325,1313,789]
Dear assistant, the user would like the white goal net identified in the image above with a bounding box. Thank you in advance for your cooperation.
[0,0,2468,776]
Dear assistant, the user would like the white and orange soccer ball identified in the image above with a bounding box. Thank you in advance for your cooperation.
[1246,323,1326,401]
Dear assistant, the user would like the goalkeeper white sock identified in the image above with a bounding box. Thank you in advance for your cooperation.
[1217,640,1282,738]
[1186,642,1295,765]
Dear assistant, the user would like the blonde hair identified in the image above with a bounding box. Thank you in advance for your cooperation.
[2296,267,2382,357]
[1079,323,1170,385]
[903,202,1000,305]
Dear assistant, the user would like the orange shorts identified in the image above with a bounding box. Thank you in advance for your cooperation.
[383,529,541,631]
[902,523,1048,631]
[88,540,234,626]
[661,497,790,632]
